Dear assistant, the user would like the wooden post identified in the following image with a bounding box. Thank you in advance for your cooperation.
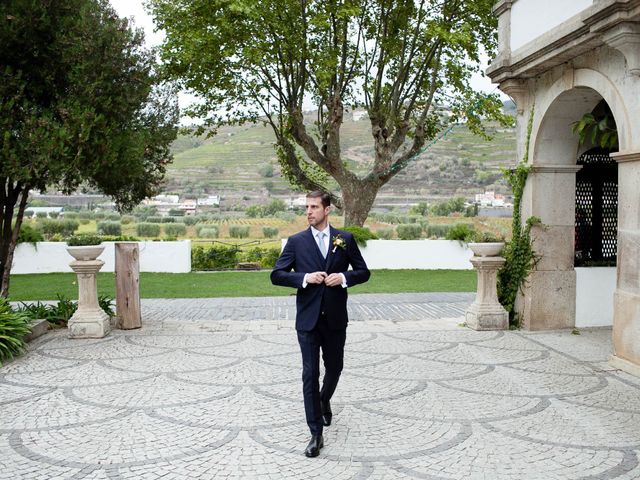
[115,242,141,329]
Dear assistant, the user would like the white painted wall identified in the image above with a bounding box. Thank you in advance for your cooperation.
[575,267,616,327]
[12,241,191,274]
[281,239,474,270]
[510,0,592,51]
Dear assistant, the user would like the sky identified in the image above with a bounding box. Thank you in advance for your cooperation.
[108,0,506,119]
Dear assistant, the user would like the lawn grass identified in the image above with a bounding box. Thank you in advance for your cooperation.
[7,269,476,301]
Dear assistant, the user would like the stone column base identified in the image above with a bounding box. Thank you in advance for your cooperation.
[68,309,111,339]
[609,354,640,378]
[466,303,509,331]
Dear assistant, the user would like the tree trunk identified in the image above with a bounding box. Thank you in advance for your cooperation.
[0,183,29,298]
[341,178,379,227]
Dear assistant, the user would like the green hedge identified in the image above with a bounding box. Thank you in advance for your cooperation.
[97,221,122,236]
[396,223,423,240]
[343,226,377,246]
[375,227,394,240]
[39,219,80,237]
[197,226,219,238]
[229,225,250,238]
[262,226,279,238]
[163,223,187,237]
[136,222,161,237]
[426,224,453,239]
[192,245,281,270]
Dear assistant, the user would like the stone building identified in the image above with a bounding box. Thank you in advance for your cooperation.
[487,0,640,376]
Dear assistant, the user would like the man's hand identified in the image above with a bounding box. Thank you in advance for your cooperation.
[306,271,328,284]
[324,273,344,287]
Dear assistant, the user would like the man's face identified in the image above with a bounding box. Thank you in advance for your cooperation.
[306,196,330,228]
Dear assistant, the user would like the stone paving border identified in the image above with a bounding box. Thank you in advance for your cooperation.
[1,294,639,479]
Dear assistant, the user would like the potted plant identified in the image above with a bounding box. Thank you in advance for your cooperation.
[66,234,105,261]
[468,231,505,257]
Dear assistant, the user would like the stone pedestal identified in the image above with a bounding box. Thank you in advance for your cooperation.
[466,256,509,331]
[68,259,111,339]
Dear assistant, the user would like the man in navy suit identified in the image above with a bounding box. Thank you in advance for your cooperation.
[271,191,370,457]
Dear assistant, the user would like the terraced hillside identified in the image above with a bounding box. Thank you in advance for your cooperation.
[166,112,517,209]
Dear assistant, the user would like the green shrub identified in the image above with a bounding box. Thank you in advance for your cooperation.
[49,211,59,219]
[192,245,239,270]
[262,226,279,238]
[375,227,394,240]
[229,225,250,238]
[238,247,281,268]
[182,216,197,225]
[163,223,187,237]
[93,212,106,220]
[168,208,185,216]
[343,226,377,246]
[245,205,264,218]
[79,218,91,225]
[24,210,34,218]
[0,299,31,366]
[105,213,121,221]
[66,234,102,246]
[445,223,475,242]
[78,211,93,220]
[35,211,47,219]
[396,224,423,240]
[64,212,78,219]
[426,224,453,238]
[162,216,177,223]
[121,215,135,225]
[137,222,161,237]
[472,231,505,243]
[16,294,114,326]
[39,219,80,237]
[146,216,163,223]
[198,227,219,238]
[97,221,122,236]
[17,224,44,243]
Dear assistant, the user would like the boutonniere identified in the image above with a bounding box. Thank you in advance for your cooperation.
[332,234,346,253]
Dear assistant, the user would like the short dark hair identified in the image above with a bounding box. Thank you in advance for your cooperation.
[306,190,331,208]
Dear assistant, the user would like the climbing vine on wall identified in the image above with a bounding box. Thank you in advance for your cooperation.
[497,106,541,327]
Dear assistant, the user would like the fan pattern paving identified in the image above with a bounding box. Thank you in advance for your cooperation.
[1,294,639,479]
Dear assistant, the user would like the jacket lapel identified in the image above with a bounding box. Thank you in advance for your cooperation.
[325,226,336,270]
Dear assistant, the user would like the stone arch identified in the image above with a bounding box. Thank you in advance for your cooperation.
[516,68,625,330]
[531,68,629,165]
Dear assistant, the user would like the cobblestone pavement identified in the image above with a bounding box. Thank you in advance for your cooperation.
[2,293,640,479]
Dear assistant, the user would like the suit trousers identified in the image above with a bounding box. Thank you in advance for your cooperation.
[297,313,346,435]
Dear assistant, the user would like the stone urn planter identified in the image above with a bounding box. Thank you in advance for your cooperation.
[66,244,105,261]
[468,242,504,257]
[65,236,110,339]
[465,240,509,331]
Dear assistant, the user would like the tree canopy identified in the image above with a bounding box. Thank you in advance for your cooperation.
[0,0,179,296]
[150,0,511,225]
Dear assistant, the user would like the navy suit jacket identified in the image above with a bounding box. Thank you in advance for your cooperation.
[270,226,370,331]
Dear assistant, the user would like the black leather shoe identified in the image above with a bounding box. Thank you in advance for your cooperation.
[304,434,324,457]
[321,400,332,426]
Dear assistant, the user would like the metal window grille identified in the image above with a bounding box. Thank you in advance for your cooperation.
[575,149,617,266]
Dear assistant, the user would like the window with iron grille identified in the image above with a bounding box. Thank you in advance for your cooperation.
[575,148,617,267]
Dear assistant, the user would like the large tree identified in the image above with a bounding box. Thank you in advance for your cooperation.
[0,0,178,297]
[150,0,509,225]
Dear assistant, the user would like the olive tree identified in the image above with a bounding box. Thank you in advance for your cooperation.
[149,0,510,225]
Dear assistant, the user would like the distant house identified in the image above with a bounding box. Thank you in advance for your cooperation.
[474,191,506,207]
[197,195,220,207]
[289,196,307,209]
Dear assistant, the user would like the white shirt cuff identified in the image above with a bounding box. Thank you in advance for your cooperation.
[340,273,347,288]
[302,273,309,288]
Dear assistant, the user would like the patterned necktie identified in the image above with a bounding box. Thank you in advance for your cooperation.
[317,232,327,258]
